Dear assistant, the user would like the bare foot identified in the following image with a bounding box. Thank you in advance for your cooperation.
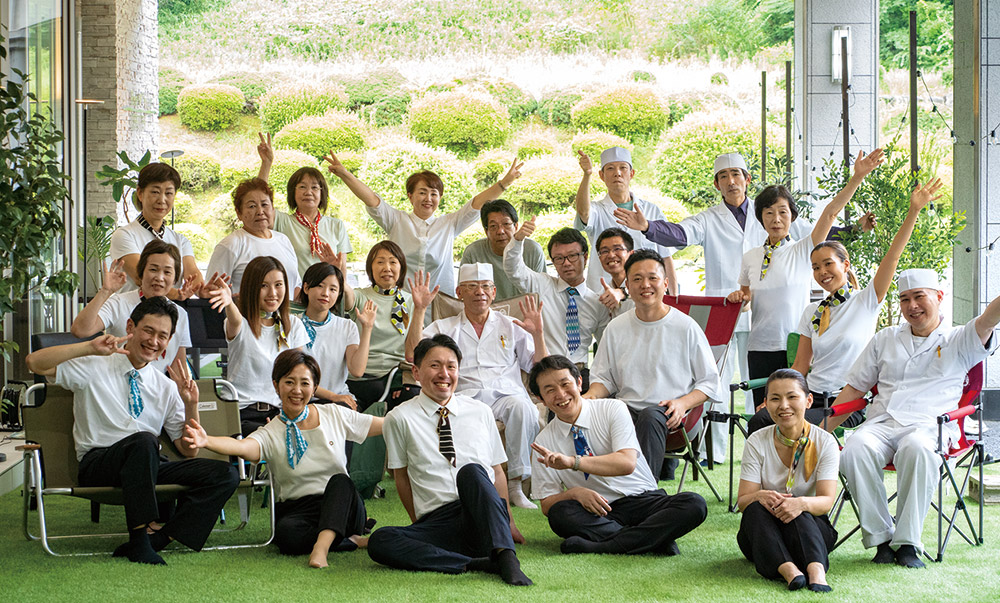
[349,535,369,549]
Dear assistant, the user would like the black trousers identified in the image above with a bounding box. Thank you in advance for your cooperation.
[547,489,707,554]
[240,406,280,438]
[746,393,866,436]
[77,431,240,550]
[737,501,837,581]
[628,405,679,480]
[367,464,515,574]
[346,373,420,413]
[273,473,368,555]
[747,350,789,407]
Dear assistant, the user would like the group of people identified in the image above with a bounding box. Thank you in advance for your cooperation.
[24,136,998,593]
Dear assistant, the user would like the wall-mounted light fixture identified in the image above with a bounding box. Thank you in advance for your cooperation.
[832,26,852,84]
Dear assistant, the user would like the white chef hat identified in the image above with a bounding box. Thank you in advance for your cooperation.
[600,146,633,169]
[897,268,941,294]
[713,153,749,176]
[458,263,494,284]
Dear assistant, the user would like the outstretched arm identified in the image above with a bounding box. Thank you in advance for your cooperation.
[403,271,438,362]
[870,179,942,302]
[811,148,885,246]
[976,292,1000,344]
[26,334,129,377]
[472,159,523,210]
[71,259,127,337]
[575,151,594,224]
[324,151,381,208]
[182,418,262,461]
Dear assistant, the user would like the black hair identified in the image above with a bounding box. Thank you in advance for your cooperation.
[128,296,178,335]
[623,248,664,278]
[272,349,321,385]
[527,355,581,397]
[765,368,810,399]
[480,199,519,231]
[596,227,634,252]
[547,227,588,258]
[754,185,798,225]
[413,334,463,367]
[297,262,344,307]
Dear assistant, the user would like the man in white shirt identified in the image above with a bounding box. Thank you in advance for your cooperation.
[593,227,635,319]
[587,250,721,481]
[25,297,240,565]
[529,355,707,555]
[405,263,547,509]
[828,269,1000,569]
[460,199,547,300]
[367,335,532,586]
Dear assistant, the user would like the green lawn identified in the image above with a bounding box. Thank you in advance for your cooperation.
[2,451,999,602]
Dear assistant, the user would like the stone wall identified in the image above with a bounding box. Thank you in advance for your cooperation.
[79,0,118,219]
[116,0,159,187]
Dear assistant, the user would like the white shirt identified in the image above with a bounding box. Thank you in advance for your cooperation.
[367,198,480,296]
[591,308,721,411]
[740,424,840,497]
[531,398,657,503]
[795,283,882,394]
[423,310,534,404]
[226,315,309,408]
[384,392,507,519]
[205,228,303,296]
[575,194,675,292]
[97,290,192,373]
[273,211,353,279]
[300,313,360,396]
[502,238,609,365]
[109,220,195,293]
[248,404,372,502]
[55,353,186,460]
[738,235,814,352]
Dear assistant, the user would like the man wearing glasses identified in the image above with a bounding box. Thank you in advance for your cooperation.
[460,199,547,301]
[594,227,636,318]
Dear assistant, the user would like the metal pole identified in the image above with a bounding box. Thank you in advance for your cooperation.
[841,36,850,167]
[910,10,919,178]
[761,70,767,183]
[785,60,792,183]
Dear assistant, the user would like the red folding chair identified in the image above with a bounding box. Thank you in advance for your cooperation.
[662,295,743,503]
[828,362,985,562]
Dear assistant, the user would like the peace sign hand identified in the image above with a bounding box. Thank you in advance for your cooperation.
[257,132,274,165]
[91,333,130,356]
[100,259,128,294]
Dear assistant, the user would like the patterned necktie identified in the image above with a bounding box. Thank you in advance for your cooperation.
[300,310,332,350]
[812,283,854,336]
[279,406,310,469]
[437,406,456,467]
[136,213,165,240]
[565,287,581,353]
[376,286,408,334]
[759,235,791,279]
[126,369,144,419]
[570,425,594,479]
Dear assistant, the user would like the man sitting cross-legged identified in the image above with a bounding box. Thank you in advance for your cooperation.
[25,297,240,565]
[529,355,707,555]
[367,334,532,586]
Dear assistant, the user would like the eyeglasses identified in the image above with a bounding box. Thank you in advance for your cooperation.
[597,246,629,257]
[487,222,514,233]
[551,252,585,265]
[459,282,495,292]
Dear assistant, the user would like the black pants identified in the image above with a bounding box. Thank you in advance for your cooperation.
[347,373,420,413]
[747,393,866,436]
[747,350,789,407]
[240,406,280,438]
[547,489,707,554]
[628,405,679,480]
[273,474,368,555]
[367,464,515,574]
[77,431,240,550]
[737,501,837,581]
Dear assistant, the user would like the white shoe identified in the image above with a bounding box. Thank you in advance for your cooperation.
[508,487,537,509]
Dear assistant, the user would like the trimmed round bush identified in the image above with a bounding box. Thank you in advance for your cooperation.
[339,70,412,126]
[571,130,633,164]
[478,79,536,123]
[536,88,586,127]
[171,191,197,223]
[173,147,221,192]
[220,148,320,191]
[359,140,476,216]
[502,154,603,216]
[630,70,656,83]
[209,72,284,112]
[335,150,364,176]
[408,90,510,159]
[571,85,670,142]
[471,149,515,188]
[516,132,559,159]
[274,111,366,160]
[258,83,349,133]
[159,67,190,116]
[206,191,241,233]
[710,72,729,86]
[631,185,689,223]
[172,223,214,263]
[177,84,244,131]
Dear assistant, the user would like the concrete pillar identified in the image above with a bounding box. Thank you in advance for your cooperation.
[116,0,158,168]
[79,0,118,219]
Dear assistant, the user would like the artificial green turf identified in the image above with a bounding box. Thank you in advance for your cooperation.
[2,450,999,602]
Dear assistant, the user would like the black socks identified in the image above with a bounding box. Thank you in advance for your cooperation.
[496,549,532,586]
[114,527,166,565]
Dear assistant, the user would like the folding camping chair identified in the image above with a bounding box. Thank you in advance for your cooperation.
[662,294,743,503]
[827,362,985,562]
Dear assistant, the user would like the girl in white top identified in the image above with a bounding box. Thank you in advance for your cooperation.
[295,261,376,406]
[729,149,884,408]
[182,349,384,568]
[737,369,840,592]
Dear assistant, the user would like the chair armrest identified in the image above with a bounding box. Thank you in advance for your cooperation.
[742,377,768,391]
[939,404,977,424]
[827,398,868,417]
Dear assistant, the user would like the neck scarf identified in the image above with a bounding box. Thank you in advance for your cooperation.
[136,213,165,240]
[375,286,408,334]
[775,423,818,492]
[294,210,323,257]
[760,235,791,280]
[301,310,332,350]
[812,283,854,335]
[279,405,309,469]
[262,311,288,349]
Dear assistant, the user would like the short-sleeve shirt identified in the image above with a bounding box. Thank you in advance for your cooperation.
[205,228,303,296]
[273,211,353,279]
[460,238,546,300]
[383,392,507,519]
[97,290,192,373]
[738,236,814,352]
[226,315,309,408]
[55,353,186,460]
[110,220,195,293]
[348,287,413,378]
[531,398,657,503]
[299,312,360,396]
[248,404,372,502]
[740,425,840,497]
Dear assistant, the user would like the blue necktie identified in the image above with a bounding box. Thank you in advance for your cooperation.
[126,369,144,419]
[571,425,594,479]
[565,287,581,353]
[279,406,310,469]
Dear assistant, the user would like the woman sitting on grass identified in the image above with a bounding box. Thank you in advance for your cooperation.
[736,369,840,593]
[183,349,382,568]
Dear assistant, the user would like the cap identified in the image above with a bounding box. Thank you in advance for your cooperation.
[713,153,748,176]
[600,146,633,169]
[897,268,941,293]
[458,263,494,284]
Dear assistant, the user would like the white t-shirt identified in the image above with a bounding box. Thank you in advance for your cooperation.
[740,424,840,498]
[205,228,303,296]
[226,315,309,409]
[109,220,195,293]
[247,403,372,502]
[97,290,192,374]
[300,313,360,396]
[55,353,186,460]
[795,283,882,394]
[531,398,657,503]
[384,392,507,520]
[738,236,814,351]
[273,211,353,279]
[591,308,721,411]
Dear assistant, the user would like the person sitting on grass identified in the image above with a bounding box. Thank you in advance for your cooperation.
[529,355,707,556]
[183,349,382,568]
[25,297,240,565]
[737,369,840,593]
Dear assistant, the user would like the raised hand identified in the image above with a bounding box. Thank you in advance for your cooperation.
[168,356,199,405]
[499,158,524,189]
[356,299,377,330]
[407,270,439,310]
[613,204,648,232]
[257,132,274,165]
[317,241,342,268]
[207,280,234,313]
[100,259,128,294]
[598,277,625,311]
[577,150,593,175]
[853,148,885,179]
[199,271,230,299]
[531,442,573,470]
[182,418,209,450]
[858,211,877,233]
[91,333,130,356]
[513,296,544,337]
[513,215,536,241]
[911,178,944,212]
[176,274,198,301]
[323,150,348,178]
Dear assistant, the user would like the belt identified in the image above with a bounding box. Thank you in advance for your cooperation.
[246,402,278,412]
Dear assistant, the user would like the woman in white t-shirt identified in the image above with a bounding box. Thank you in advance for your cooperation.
[746,179,942,434]
[737,369,840,593]
[728,149,884,408]
[183,349,384,568]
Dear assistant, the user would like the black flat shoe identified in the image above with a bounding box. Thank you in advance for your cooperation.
[808,583,832,593]
[787,575,807,591]
[872,542,895,564]
[895,545,926,569]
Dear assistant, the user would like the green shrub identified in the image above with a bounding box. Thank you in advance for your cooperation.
[710,72,729,86]
[477,79,536,123]
[177,84,244,131]
[408,90,510,159]
[541,21,595,54]
[536,88,586,127]
[502,154,603,216]
[258,82,349,133]
[531,209,577,255]
[158,67,190,116]
[340,70,409,108]
[220,148,319,191]
[471,149,515,188]
[206,191,240,233]
[274,111,366,160]
[630,70,656,83]
[571,85,670,142]
[173,147,221,192]
[516,132,559,159]
[631,185,690,223]
[336,150,363,176]
[172,223,214,263]
[171,191,197,223]
[359,140,476,217]
[209,72,284,112]
[570,130,633,164]
[360,96,411,127]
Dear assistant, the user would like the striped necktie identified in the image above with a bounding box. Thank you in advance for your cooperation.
[565,287,581,353]
[126,369,144,419]
[570,425,594,479]
[437,407,456,467]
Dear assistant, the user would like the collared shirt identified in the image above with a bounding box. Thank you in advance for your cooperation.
[423,310,534,404]
[109,220,195,293]
[460,237,547,300]
[55,353,186,460]
[367,197,480,296]
[347,287,412,378]
[502,239,609,365]
[738,235,814,352]
[531,398,657,503]
[97,290,192,373]
[205,228,303,295]
[723,197,749,230]
[273,211,352,279]
[226,315,309,409]
[384,392,506,519]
